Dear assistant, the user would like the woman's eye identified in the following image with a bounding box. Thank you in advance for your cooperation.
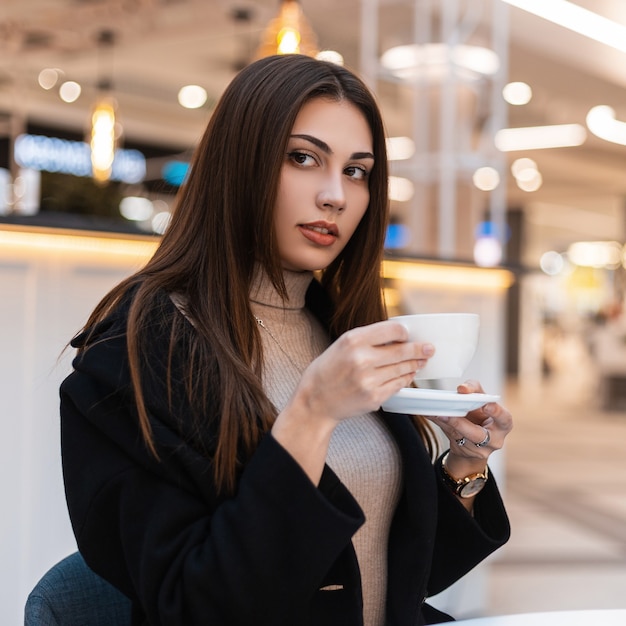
[345,165,369,181]
[288,151,316,167]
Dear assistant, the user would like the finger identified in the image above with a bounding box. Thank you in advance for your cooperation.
[375,340,434,370]
[333,336,432,381]
[350,320,412,346]
[453,426,492,452]
[482,401,513,434]
[375,358,422,387]
[376,374,417,407]
[463,401,513,436]
[429,414,496,449]
[457,379,484,394]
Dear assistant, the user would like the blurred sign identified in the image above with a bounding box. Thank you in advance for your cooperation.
[14,134,146,184]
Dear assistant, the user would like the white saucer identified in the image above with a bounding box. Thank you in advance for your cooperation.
[381,388,499,417]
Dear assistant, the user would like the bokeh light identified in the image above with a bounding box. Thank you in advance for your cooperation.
[472,166,500,191]
[59,81,81,103]
[503,81,532,105]
[177,85,208,109]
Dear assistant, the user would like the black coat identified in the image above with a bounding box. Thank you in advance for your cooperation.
[60,285,510,626]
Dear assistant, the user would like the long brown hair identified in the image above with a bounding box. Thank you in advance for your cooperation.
[79,54,435,493]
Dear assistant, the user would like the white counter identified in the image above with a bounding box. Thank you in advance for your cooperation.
[453,609,626,625]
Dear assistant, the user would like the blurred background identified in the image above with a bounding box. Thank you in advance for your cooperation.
[1,0,626,623]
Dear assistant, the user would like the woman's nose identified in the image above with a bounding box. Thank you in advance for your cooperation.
[316,173,346,212]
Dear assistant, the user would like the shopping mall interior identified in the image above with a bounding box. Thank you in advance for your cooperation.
[2,0,626,623]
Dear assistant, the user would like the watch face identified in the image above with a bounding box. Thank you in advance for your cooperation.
[459,476,487,498]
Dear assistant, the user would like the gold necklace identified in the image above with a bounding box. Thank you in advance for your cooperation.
[254,315,304,374]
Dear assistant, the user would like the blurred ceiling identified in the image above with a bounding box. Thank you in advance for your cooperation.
[1,0,625,266]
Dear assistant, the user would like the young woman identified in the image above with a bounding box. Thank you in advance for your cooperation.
[60,54,512,626]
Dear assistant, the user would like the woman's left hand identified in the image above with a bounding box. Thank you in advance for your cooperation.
[426,379,513,478]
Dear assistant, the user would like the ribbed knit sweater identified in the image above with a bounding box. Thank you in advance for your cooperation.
[250,268,402,626]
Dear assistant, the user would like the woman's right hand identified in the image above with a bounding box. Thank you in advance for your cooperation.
[296,320,433,423]
[271,320,434,483]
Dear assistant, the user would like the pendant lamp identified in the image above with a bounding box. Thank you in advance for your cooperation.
[255,0,319,59]
[90,30,120,183]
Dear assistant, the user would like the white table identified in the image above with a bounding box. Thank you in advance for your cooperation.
[452,609,626,625]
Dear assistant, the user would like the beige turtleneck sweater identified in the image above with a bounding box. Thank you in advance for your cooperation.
[250,268,403,626]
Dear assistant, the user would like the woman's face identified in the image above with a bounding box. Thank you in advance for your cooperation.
[274,97,374,272]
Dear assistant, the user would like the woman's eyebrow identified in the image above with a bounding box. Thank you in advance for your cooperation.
[351,151,375,161]
[290,133,374,161]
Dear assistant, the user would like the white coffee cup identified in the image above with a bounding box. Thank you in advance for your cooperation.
[391,313,480,380]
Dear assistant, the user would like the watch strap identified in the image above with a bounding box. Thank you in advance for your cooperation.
[439,451,489,498]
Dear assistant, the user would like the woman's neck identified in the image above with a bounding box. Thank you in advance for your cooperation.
[249,266,313,310]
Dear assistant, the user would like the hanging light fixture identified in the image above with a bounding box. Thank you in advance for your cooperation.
[90,29,120,184]
[90,97,117,183]
[255,0,319,59]
[380,43,500,82]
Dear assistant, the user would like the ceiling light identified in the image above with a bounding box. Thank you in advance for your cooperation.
[511,157,541,188]
[178,85,208,109]
[514,166,539,184]
[38,68,62,90]
[90,98,117,183]
[567,241,623,269]
[540,251,565,276]
[315,50,344,66]
[502,0,626,54]
[472,166,500,191]
[389,176,414,202]
[474,237,503,268]
[511,157,537,177]
[152,211,172,235]
[380,43,499,81]
[90,29,120,184]
[495,124,586,151]
[586,105,626,146]
[516,170,542,192]
[386,136,415,161]
[256,0,319,59]
[502,81,532,105]
[59,81,81,103]
[119,196,154,222]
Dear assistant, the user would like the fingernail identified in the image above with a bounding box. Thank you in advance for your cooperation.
[422,343,435,356]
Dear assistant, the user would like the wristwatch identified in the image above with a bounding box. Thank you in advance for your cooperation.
[440,452,489,499]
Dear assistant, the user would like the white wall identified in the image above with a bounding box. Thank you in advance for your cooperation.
[0,227,155,625]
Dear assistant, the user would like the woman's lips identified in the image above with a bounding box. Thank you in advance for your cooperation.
[298,222,338,246]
